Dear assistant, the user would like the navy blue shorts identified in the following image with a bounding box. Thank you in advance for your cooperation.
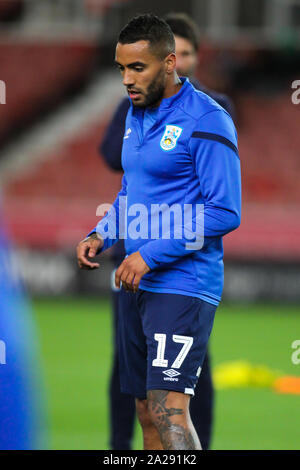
[117,289,216,400]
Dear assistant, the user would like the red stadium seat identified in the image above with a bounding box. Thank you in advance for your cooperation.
[0,40,98,144]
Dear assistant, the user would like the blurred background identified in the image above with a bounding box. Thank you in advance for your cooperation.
[0,0,300,450]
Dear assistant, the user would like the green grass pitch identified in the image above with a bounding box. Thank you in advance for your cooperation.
[32,297,300,450]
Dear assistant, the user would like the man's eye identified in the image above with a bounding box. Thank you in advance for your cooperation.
[135,67,144,72]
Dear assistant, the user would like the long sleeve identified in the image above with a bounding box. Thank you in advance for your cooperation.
[87,174,128,252]
[139,110,241,270]
[99,98,130,172]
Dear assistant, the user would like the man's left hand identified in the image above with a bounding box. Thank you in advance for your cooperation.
[115,251,150,293]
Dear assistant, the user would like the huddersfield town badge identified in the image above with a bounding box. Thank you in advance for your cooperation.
[160,125,183,151]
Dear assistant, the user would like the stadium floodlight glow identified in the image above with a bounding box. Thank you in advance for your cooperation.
[0,340,6,365]
[0,80,6,105]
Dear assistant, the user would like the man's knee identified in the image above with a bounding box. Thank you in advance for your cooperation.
[147,390,200,450]
[147,389,188,428]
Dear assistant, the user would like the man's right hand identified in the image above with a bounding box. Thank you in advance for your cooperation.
[76,233,103,270]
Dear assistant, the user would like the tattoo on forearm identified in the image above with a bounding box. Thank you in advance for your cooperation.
[147,390,200,450]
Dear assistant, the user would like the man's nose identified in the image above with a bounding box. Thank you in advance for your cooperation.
[123,69,134,87]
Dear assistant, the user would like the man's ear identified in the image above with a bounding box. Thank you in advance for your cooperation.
[165,53,176,74]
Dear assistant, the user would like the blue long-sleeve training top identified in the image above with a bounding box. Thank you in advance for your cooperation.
[100,78,235,263]
[100,78,235,173]
[90,77,241,305]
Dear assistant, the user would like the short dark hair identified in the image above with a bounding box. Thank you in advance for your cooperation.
[118,14,175,60]
[164,12,200,52]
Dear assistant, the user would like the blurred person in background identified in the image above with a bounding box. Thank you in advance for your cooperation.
[0,203,47,450]
[99,12,234,451]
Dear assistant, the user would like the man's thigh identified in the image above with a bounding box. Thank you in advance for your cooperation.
[118,288,148,399]
[137,291,216,397]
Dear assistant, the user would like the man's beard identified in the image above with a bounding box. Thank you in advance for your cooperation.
[135,68,166,108]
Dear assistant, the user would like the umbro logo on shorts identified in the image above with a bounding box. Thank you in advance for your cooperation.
[162,369,181,381]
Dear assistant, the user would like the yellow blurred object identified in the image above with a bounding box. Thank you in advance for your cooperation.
[213,360,282,390]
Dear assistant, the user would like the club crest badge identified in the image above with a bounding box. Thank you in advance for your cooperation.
[160,125,183,151]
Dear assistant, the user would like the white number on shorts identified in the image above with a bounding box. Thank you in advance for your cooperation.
[152,334,168,367]
[171,335,194,368]
[152,334,193,369]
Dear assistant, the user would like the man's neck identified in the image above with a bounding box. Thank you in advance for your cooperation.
[152,73,182,109]
[162,72,182,100]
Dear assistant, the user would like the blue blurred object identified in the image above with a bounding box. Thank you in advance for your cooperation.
[0,206,47,450]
